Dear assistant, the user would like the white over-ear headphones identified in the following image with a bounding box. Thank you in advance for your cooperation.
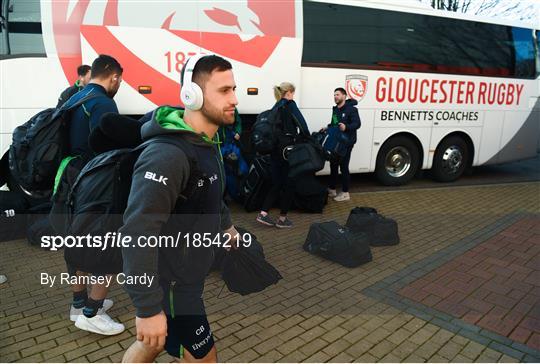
[180,54,205,111]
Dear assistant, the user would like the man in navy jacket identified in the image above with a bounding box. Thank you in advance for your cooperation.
[326,87,361,201]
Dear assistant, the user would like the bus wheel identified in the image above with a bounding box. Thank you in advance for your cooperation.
[375,136,420,186]
[431,136,469,182]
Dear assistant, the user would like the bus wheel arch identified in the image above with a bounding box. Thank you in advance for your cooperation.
[375,133,423,186]
[431,132,474,182]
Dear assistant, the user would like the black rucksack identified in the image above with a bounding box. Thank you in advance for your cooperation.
[345,207,400,246]
[303,221,372,268]
[252,102,300,155]
[8,93,99,195]
[61,136,203,274]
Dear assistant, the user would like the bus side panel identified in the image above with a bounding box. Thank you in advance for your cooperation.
[353,108,375,174]
[1,58,67,155]
[79,26,303,115]
[495,109,540,164]
[477,111,504,165]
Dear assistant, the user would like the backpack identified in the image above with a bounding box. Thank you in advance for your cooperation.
[221,140,249,202]
[252,102,300,155]
[60,136,204,274]
[8,93,99,196]
[304,221,372,268]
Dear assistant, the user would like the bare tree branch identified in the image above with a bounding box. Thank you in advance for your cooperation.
[421,0,536,23]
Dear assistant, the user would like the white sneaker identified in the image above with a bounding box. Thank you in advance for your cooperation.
[328,189,337,197]
[0,275,7,284]
[75,312,125,336]
[334,192,350,202]
[70,299,114,322]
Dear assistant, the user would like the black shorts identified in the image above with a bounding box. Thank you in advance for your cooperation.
[161,281,214,359]
[165,314,214,359]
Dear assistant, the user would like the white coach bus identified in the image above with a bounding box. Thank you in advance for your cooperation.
[1,0,539,185]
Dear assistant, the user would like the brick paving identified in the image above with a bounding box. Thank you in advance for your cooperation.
[398,217,540,350]
[1,181,539,362]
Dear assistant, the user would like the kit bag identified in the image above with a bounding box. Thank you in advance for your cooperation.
[345,207,400,246]
[303,221,372,267]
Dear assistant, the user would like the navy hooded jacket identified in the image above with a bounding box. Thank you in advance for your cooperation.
[329,99,361,144]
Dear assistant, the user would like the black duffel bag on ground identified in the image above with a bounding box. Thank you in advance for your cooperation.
[345,206,400,246]
[303,221,372,268]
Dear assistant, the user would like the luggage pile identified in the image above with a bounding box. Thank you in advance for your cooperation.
[245,107,330,213]
[303,207,399,267]
[241,155,328,214]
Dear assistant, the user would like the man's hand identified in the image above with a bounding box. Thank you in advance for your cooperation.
[234,133,241,141]
[319,127,327,133]
[136,311,167,351]
[338,123,346,131]
[223,225,240,251]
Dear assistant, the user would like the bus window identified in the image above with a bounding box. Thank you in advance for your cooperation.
[302,1,536,79]
[511,27,536,79]
[0,0,45,57]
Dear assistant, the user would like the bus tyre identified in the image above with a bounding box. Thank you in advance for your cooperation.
[375,136,420,186]
[432,136,469,182]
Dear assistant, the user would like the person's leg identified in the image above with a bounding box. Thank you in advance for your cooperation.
[180,345,217,363]
[329,160,339,195]
[165,284,216,363]
[340,146,353,193]
[75,275,124,335]
[278,161,293,216]
[70,271,114,321]
[69,265,88,320]
[276,162,294,228]
[335,147,353,201]
[122,340,163,363]
[258,158,283,226]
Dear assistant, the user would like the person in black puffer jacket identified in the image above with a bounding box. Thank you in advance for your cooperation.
[324,87,361,202]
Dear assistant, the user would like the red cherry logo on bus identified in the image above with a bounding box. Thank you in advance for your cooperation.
[51,1,296,106]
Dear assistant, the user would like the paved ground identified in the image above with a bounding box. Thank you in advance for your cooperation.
[1,181,539,363]
[342,154,540,193]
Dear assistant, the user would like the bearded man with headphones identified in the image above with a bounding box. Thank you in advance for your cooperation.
[121,54,240,363]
